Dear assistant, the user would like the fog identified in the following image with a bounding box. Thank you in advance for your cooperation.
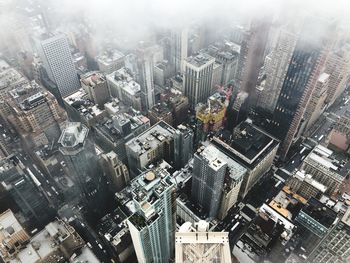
[1,0,350,55]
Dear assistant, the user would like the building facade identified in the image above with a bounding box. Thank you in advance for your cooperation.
[183,53,215,108]
[34,34,80,98]
[126,170,176,263]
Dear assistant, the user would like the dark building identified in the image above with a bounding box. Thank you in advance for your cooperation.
[268,18,334,159]
[0,155,54,228]
[58,122,107,215]
[174,124,194,169]
[295,197,337,238]
[213,120,279,198]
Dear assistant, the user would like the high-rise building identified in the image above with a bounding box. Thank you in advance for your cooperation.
[229,91,249,128]
[255,27,298,112]
[96,49,125,74]
[94,109,150,163]
[0,214,94,263]
[125,121,176,177]
[58,122,101,202]
[268,19,333,159]
[175,221,232,263]
[207,41,240,86]
[6,80,67,148]
[101,150,130,192]
[0,60,28,125]
[34,33,80,98]
[174,124,194,169]
[191,143,246,219]
[148,103,174,126]
[126,169,176,263]
[211,62,223,90]
[212,119,279,198]
[170,28,188,74]
[183,53,215,108]
[195,93,227,141]
[136,46,155,112]
[106,68,142,111]
[238,17,271,103]
[324,44,350,105]
[295,197,337,238]
[0,156,54,228]
[303,73,329,135]
[81,71,110,108]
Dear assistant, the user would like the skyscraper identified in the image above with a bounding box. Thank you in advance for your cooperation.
[170,28,188,74]
[6,80,67,148]
[255,27,298,112]
[126,169,176,263]
[183,53,215,108]
[302,73,329,135]
[58,122,100,202]
[324,43,350,105]
[191,143,246,219]
[174,124,194,169]
[0,156,54,228]
[268,18,333,159]
[136,46,155,112]
[237,17,271,104]
[125,121,176,178]
[34,33,80,98]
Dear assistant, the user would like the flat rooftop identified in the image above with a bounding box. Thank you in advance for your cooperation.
[97,49,125,65]
[0,209,28,242]
[0,66,27,90]
[64,89,104,119]
[81,71,106,87]
[298,197,337,229]
[126,121,176,155]
[106,68,140,96]
[304,144,350,177]
[198,142,247,180]
[213,121,278,169]
[185,53,215,68]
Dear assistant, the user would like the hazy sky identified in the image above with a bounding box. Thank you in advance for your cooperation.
[1,0,350,54]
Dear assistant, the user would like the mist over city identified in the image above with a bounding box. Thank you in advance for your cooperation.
[0,0,350,262]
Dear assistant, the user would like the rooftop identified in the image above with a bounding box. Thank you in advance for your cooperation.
[304,144,350,177]
[96,49,125,65]
[297,197,338,230]
[127,168,175,229]
[293,170,327,193]
[197,143,247,180]
[106,68,140,96]
[126,121,176,156]
[58,122,89,148]
[196,94,226,120]
[81,71,106,87]
[95,109,149,141]
[213,120,278,169]
[64,89,105,120]
[0,64,27,91]
[185,52,215,68]
[10,219,86,263]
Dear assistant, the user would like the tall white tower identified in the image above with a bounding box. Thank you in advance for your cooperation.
[35,34,80,98]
